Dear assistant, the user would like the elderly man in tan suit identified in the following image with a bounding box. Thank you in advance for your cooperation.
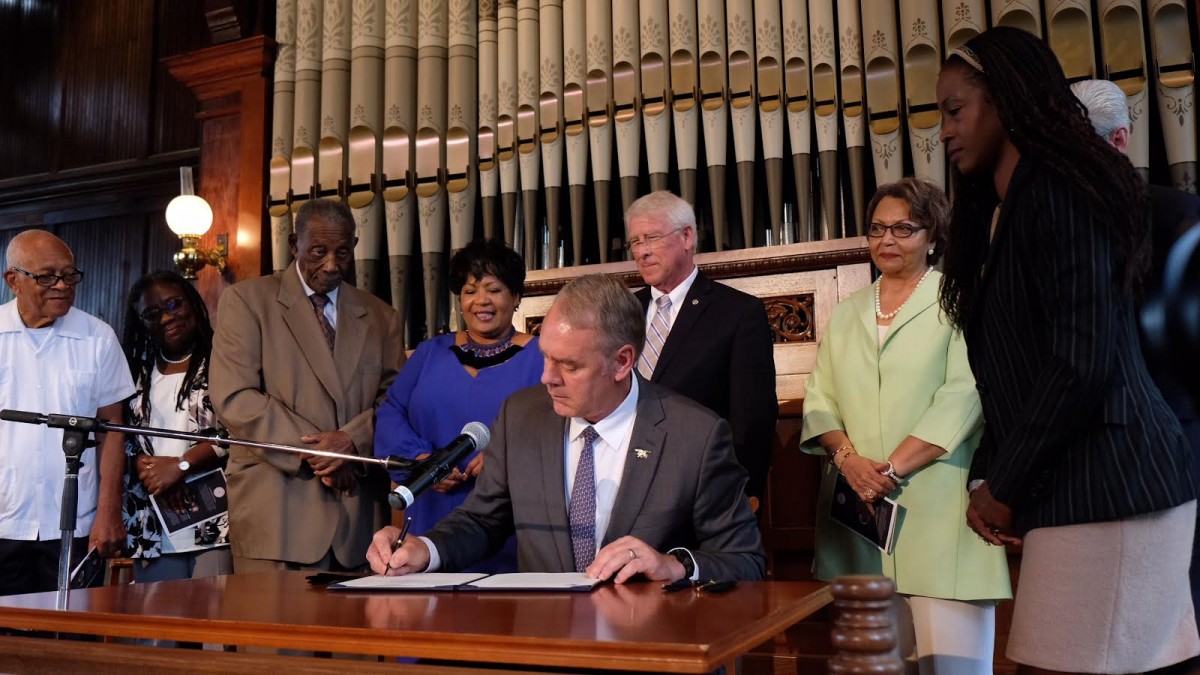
[210,200,404,573]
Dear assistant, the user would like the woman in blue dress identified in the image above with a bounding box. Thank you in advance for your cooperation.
[374,239,541,572]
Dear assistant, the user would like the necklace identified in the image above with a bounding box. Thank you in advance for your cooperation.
[875,267,934,320]
[459,325,516,358]
[160,350,192,364]
[452,325,523,369]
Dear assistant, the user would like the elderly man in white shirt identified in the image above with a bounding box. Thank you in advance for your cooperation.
[0,230,135,595]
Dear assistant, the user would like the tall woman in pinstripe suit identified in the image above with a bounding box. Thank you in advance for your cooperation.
[936,27,1199,674]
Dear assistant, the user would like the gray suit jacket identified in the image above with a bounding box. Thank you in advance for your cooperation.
[209,264,404,566]
[426,379,766,580]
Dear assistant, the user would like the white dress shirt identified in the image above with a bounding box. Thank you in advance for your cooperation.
[644,265,699,329]
[0,301,137,540]
[296,264,339,329]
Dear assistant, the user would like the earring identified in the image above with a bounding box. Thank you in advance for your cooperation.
[928,248,935,255]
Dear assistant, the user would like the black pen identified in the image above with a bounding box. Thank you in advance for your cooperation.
[383,516,412,575]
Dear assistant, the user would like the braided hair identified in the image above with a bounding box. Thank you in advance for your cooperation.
[938,27,1150,330]
[121,270,213,418]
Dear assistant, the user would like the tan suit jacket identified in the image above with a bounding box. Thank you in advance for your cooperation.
[209,264,404,567]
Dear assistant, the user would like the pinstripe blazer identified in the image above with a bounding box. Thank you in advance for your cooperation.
[964,159,1195,533]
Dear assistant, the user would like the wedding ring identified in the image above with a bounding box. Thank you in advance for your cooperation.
[864,489,875,499]
[628,548,638,560]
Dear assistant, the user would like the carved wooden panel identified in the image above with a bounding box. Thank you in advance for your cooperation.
[764,293,815,343]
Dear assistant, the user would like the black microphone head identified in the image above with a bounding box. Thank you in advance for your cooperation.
[460,421,490,450]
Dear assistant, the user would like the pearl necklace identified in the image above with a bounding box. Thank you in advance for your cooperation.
[160,350,192,364]
[875,267,934,320]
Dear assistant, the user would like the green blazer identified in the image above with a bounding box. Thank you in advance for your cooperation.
[800,271,1011,601]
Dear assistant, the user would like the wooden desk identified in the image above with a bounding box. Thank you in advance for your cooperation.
[0,572,830,673]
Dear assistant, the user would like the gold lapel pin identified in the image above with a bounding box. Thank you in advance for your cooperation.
[634,449,650,459]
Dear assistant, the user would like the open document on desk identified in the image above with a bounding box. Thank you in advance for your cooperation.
[328,572,603,592]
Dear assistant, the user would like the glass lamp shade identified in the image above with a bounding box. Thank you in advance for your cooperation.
[166,195,214,237]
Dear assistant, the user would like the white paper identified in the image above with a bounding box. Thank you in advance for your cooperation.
[462,572,602,591]
[329,573,488,590]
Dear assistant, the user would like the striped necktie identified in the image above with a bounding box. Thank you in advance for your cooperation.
[310,293,336,352]
[637,295,672,379]
[569,426,600,572]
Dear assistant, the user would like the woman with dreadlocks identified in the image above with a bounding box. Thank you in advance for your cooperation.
[120,270,231,582]
[937,27,1198,673]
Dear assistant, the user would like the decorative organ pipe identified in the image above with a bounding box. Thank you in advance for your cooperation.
[640,0,672,195]
[726,0,756,248]
[942,0,984,52]
[1097,0,1150,181]
[497,0,520,244]
[447,0,478,257]
[318,0,350,209]
[587,0,615,261]
[862,0,903,188]
[991,0,1043,37]
[517,0,542,265]
[478,0,499,238]
[1148,0,1198,192]
[348,0,385,296]
[291,0,323,232]
[539,0,564,268]
[563,0,589,264]
[808,0,839,240]
[781,0,813,241]
[669,0,700,212]
[613,0,643,220]
[416,0,448,337]
[836,0,866,237]
[1047,0,1095,84]
[383,0,418,345]
[697,0,729,249]
[900,0,945,188]
[754,0,784,246]
[270,0,296,271]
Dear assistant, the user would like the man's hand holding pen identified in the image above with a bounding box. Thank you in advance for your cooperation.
[366,518,431,576]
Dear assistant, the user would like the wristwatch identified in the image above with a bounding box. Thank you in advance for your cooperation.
[178,459,191,473]
[669,548,696,579]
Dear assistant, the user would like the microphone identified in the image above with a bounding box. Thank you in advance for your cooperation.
[388,422,491,510]
[1,409,48,425]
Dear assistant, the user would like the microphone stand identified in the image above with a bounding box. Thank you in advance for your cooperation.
[0,409,419,609]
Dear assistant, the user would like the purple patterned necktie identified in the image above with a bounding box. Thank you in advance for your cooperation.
[309,293,335,352]
[638,295,672,379]
[569,426,600,572]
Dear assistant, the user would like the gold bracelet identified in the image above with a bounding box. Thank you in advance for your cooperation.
[834,447,856,470]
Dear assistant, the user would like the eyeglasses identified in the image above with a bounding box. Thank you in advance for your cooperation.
[624,229,682,252]
[11,267,84,287]
[139,296,188,324]
[866,223,926,239]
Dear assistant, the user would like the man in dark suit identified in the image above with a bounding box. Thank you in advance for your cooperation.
[623,191,778,502]
[1075,78,1200,644]
[367,274,765,582]
[210,200,404,573]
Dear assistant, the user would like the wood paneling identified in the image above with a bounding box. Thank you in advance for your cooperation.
[0,0,59,179]
[0,0,210,182]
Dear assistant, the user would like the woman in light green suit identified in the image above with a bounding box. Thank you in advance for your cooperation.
[801,178,1010,674]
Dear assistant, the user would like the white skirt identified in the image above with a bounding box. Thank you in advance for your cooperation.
[1007,500,1200,673]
